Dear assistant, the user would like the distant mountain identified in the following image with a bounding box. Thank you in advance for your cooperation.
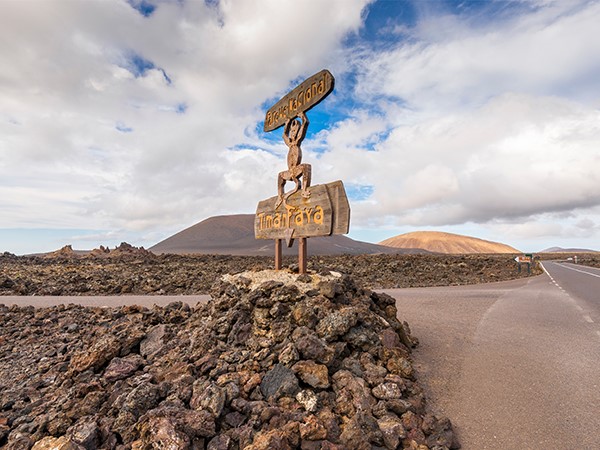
[379,231,519,254]
[539,247,598,253]
[150,214,427,256]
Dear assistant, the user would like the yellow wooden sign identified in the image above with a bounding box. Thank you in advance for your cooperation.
[255,180,349,240]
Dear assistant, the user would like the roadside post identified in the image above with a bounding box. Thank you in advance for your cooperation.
[254,70,350,274]
[515,254,533,274]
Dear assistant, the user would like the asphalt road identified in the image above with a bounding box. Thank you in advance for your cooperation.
[386,263,600,449]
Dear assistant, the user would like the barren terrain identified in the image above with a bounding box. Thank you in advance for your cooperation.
[1,252,545,297]
[0,270,458,449]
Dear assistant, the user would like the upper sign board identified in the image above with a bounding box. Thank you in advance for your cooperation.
[515,256,532,263]
[264,69,335,132]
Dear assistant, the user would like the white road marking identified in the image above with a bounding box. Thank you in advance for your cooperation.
[583,315,594,323]
[540,262,552,279]
[557,264,600,279]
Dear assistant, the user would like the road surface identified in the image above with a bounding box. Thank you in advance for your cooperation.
[387,262,600,449]
[2,263,599,448]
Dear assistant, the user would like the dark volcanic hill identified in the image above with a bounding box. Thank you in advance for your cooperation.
[150,214,425,256]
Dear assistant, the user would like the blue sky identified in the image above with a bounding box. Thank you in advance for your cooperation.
[1,0,599,255]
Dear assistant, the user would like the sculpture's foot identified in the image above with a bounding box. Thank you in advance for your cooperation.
[301,189,311,199]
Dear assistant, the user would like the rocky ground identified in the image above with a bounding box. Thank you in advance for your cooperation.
[0,244,542,296]
[0,270,458,449]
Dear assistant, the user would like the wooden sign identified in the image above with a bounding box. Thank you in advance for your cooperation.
[255,180,349,240]
[264,69,335,132]
[326,180,350,236]
[515,256,532,263]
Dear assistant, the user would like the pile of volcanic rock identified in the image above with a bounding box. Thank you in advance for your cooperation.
[0,271,458,449]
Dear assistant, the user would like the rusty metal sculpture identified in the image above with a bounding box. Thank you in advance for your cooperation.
[276,111,311,208]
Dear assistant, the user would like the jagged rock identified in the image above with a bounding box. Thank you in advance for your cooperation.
[296,390,318,413]
[292,360,330,389]
[294,329,335,365]
[136,406,215,447]
[299,414,328,441]
[69,334,121,373]
[190,380,225,418]
[32,436,83,450]
[316,307,359,342]
[42,245,79,259]
[378,414,407,449]
[103,354,145,381]
[0,269,458,449]
[373,382,404,400]
[65,418,100,450]
[260,364,300,401]
[134,416,190,449]
[207,434,232,450]
[140,324,168,359]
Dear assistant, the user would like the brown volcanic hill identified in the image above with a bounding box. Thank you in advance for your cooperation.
[379,231,519,254]
[150,214,427,256]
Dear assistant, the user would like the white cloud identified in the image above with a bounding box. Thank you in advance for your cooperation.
[322,0,600,250]
[355,1,600,110]
[0,0,370,239]
[1,0,599,253]
[327,93,600,229]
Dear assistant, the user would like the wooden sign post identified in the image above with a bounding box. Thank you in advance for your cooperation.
[515,254,533,274]
[255,70,350,273]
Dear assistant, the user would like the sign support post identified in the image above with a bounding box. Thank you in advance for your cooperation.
[299,238,307,274]
[275,239,282,270]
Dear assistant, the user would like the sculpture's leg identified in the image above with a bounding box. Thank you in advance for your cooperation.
[275,173,286,208]
[301,165,312,198]
[284,176,301,205]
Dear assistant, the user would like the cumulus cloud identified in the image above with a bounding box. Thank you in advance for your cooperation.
[1,0,599,253]
[0,0,370,238]
[354,1,600,110]
[318,0,600,248]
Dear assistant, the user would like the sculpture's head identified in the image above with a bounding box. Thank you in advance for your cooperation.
[289,119,301,139]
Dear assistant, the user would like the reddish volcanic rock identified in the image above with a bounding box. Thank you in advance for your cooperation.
[0,270,459,449]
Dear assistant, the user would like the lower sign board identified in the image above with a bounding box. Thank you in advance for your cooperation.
[255,180,350,240]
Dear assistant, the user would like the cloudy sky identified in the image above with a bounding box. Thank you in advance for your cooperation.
[1,0,599,255]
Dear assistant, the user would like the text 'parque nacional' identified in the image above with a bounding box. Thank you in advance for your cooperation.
[264,69,334,132]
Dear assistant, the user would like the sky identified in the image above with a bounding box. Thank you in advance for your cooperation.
[1,0,599,255]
